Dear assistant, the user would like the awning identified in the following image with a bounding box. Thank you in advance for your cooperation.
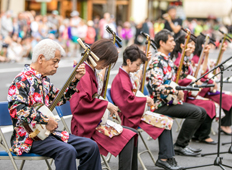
[184,0,232,18]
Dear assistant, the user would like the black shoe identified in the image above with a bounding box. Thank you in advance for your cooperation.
[155,159,182,170]
[220,128,232,135]
[201,140,218,145]
[174,145,200,157]
[186,146,202,153]
[168,158,184,169]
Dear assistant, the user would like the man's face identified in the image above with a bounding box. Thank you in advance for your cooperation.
[161,35,176,53]
[168,9,176,20]
[40,50,61,76]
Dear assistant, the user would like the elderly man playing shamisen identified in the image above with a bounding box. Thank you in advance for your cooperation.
[7,39,102,170]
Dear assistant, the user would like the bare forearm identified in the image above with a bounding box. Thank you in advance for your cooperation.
[202,54,209,73]
[168,21,181,33]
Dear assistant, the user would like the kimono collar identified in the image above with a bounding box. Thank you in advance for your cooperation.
[84,62,98,86]
[156,51,169,60]
[119,67,133,89]
[120,66,130,76]
[84,61,94,71]
[23,64,46,80]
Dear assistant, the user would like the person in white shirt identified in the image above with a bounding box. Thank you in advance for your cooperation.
[1,11,13,38]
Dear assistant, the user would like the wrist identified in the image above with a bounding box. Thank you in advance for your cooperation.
[107,102,111,108]
[146,97,149,102]
[72,77,78,82]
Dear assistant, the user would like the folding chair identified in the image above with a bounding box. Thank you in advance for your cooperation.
[55,101,111,170]
[175,119,183,132]
[106,88,156,170]
[0,101,52,170]
[55,101,72,133]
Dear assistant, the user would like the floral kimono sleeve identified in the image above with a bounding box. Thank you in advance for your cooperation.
[8,77,49,126]
[146,57,177,100]
[130,70,142,91]
[48,79,79,106]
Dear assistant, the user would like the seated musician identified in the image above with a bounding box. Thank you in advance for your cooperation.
[69,39,138,170]
[171,34,219,144]
[111,44,183,170]
[146,29,207,156]
[7,39,102,170]
[192,34,232,135]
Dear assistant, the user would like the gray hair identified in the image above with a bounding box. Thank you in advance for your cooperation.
[31,39,65,63]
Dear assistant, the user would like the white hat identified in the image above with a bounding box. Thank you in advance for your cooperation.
[87,20,94,27]
[70,11,79,17]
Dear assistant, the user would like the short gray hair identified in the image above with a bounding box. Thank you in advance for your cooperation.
[31,39,65,63]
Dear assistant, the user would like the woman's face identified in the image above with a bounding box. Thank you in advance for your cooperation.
[189,41,195,54]
[95,60,108,70]
[128,58,142,73]
[181,41,195,56]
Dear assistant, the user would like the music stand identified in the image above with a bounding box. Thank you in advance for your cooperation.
[221,73,232,147]
[184,57,232,170]
[202,65,232,157]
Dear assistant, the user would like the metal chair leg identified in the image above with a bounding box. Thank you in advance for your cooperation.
[175,119,183,132]
[45,159,52,170]
[101,155,111,170]
[147,135,153,141]
[19,160,25,170]
[0,129,18,170]
[106,153,112,163]
[138,153,148,170]
[46,159,53,170]
[137,130,156,170]
[9,155,18,170]
[211,127,216,135]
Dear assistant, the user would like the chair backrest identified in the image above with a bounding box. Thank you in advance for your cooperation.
[106,88,115,104]
[106,88,122,124]
[0,101,12,126]
[55,101,72,133]
[0,102,18,169]
[106,86,149,105]
[56,101,72,118]
[143,86,149,96]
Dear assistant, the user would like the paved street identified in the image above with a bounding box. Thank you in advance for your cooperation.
[0,49,232,170]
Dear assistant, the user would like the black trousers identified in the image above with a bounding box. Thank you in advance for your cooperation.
[221,108,232,126]
[155,103,206,148]
[194,114,214,141]
[119,126,138,170]
[158,129,175,159]
[31,134,102,170]
[194,107,232,140]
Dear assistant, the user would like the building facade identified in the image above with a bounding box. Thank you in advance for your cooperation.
[2,0,231,24]
[1,0,150,24]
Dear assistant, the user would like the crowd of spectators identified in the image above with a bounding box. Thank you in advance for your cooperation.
[0,9,230,63]
[0,9,98,63]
